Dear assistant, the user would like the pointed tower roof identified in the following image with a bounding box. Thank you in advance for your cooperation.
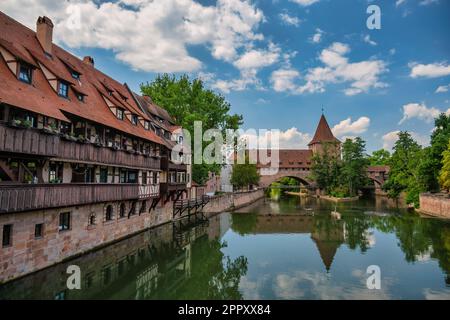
[308,114,340,146]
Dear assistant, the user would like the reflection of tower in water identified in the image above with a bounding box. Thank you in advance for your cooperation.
[311,219,345,273]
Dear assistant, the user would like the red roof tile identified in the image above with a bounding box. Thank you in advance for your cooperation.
[0,11,163,145]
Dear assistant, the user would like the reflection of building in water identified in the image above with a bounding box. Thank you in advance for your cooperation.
[238,214,345,272]
[311,220,345,272]
[0,215,209,300]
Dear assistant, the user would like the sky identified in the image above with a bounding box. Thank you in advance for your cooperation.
[0,0,449,152]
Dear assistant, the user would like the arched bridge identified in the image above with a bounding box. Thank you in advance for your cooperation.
[258,165,390,193]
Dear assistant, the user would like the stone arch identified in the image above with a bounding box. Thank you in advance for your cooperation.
[258,169,313,188]
[272,175,311,187]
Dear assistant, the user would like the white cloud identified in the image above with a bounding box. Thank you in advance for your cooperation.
[363,34,377,46]
[279,13,301,27]
[212,69,261,93]
[290,0,320,6]
[271,42,388,96]
[409,62,450,78]
[420,0,439,5]
[399,102,446,124]
[270,69,301,92]
[310,28,324,44]
[382,130,430,150]
[212,42,281,93]
[395,0,406,7]
[233,44,280,70]
[332,117,371,138]
[241,127,312,149]
[435,84,450,93]
[0,0,265,73]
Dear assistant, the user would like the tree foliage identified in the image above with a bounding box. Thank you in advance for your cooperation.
[140,74,243,184]
[230,157,260,190]
[311,139,367,197]
[368,149,390,166]
[341,137,369,196]
[310,142,341,195]
[439,140,450,191]
[423,114,450,191]
[383,132,424,207]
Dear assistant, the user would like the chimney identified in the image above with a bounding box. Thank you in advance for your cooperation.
[83,56,95,67]
[36,16,54,56]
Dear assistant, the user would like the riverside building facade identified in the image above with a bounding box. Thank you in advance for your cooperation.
[0,12,190,282]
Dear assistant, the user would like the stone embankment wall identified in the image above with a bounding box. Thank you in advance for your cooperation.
[203,189,265,215]
[419,193,450,218]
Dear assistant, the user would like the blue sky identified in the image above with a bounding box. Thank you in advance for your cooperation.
[1,0,449,152]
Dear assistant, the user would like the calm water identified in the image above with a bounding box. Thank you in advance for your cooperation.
[1,195,450,300]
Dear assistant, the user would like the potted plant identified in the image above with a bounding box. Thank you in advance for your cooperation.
[22,119,33,129]
[77,134,89,144]
[9,119,22,128]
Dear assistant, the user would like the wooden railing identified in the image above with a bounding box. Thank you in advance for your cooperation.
[0,123,160,170]
[0,183,159,213]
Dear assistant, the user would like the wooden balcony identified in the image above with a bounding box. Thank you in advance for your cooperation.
[160,156,187,172]
[0,183,159,213]
[0,123,160,170]
[160,182,187,195]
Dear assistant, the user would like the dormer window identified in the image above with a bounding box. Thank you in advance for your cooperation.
[18,63,32,84]
[71,70,80,80]
[107,89,113,96]
[131,114,138,125]
[58,81,69,98]
[116,108,124,120]
[76,93,85,102]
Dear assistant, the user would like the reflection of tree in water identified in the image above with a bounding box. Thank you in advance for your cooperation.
[341,214,372,253]
[177,238,248,300]
[371,214,450,282]
[231,213,258,236]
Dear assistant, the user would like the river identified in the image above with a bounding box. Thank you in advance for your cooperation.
[1,194,450,300]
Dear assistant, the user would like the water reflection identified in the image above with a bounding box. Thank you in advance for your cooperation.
[1,195,450,300]
[0,214,247,300]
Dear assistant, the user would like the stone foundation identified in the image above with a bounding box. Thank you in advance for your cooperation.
[0,200,173,283]
[419,193,450,219]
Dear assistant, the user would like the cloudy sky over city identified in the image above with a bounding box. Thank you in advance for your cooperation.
[1,0,449,152]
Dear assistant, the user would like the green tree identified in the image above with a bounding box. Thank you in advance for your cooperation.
[383,132,424,207]
[368,149,390,166]
[423,114,450,191]
[341,137,369,196]
[310,142,341,195]
[140,74,243,184]
[439,140,450,192]
[230,157,260,190]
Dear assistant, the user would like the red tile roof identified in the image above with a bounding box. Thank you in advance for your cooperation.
[308,114,340,145]
[0,11,163,145]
